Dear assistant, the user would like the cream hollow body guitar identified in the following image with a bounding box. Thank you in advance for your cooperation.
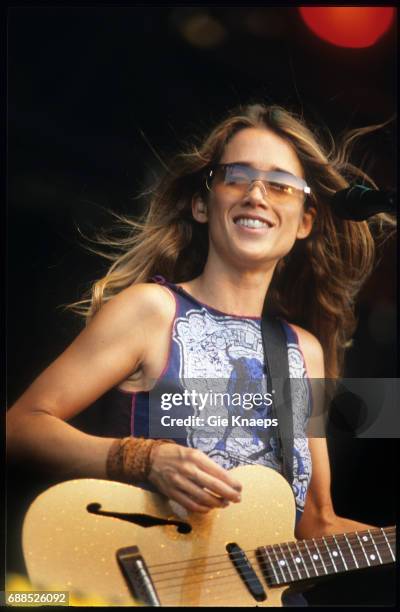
[22,465,395,607]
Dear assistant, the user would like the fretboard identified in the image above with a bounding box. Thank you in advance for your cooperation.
[256,526,396,586]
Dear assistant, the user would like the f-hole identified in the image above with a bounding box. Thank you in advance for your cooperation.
[86,503,192,534]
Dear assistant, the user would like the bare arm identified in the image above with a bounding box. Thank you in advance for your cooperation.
[6,284,165,479]
[6,283,242,511]
[296,437,376,538]
[292,326,377,539]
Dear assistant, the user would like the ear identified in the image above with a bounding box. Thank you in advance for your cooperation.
[192,194,208,223]
[296,205,316,240]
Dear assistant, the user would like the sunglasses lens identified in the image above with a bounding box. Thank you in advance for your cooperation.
[224,165,251,184]
[212,164,307,204]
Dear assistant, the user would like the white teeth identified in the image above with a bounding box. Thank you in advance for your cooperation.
[235,218,269,229]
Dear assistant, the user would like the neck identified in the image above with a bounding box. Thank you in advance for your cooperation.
[185,257,278,318]
[256,526,396,586]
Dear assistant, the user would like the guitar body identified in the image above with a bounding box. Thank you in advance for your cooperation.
[22,465,296,606]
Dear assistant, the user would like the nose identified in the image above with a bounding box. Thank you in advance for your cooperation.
[245,180,269,205]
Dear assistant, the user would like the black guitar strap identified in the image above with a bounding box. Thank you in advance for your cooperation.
[260,316,294,486]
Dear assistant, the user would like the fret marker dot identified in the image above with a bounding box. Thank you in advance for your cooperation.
[332,551,338,557]
[295,557,301,563]
[362,536,369,542]
[370,554,376,561]
[279,560,286,566]
[312,554,319,560]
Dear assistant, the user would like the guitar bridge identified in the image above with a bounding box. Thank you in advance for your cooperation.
[116,545,160,606]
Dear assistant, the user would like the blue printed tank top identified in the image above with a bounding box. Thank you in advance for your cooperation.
[102,275,312,524]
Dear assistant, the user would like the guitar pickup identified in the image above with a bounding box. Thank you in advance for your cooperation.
[116,545,160,606]
[227,543,267,602]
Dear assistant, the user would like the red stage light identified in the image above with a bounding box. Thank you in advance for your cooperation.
[298,7,395,48]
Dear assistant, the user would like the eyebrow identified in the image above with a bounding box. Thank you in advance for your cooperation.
[226,161,300,179]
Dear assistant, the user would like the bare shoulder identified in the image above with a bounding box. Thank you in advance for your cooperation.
[7,282,177,420]
[287,323,325,378]
[90,282,176,329]
[74,281,176,373]
[288,323,323,356]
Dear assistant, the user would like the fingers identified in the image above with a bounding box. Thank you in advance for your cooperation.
[166,488,211,514]
[179,461,241,503]
[171,473,230,509]
[148,443,243,513]
[191,450,242,495]
[195,470,242,503]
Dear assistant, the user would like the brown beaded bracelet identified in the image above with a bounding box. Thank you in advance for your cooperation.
[106,436,176,483]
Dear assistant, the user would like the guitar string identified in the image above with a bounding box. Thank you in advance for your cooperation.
[157,580,280,606]
[149,534,396,582]
[147,540,396,599]
[139,447,393,602]
[152,541,395,591]
[152,563,308,605]
[147,534,396,596]
[125,450,394,600]
[147,529,395,575]
[158,445,390,553]
[151,543,396,602]
[148,532,396,580]
[155,539,393,605]
[115,510,394,602]
[155,536,397,605]
[155,559,392,608]
[156,573,333,606]
[157,441,396,571]
[148,528,395,569]
[151,544,393,583]
[152,547,395,605]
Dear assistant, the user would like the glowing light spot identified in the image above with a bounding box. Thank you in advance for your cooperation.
[298,7,394,48]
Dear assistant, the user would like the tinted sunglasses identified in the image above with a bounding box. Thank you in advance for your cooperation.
[206,163,311,204]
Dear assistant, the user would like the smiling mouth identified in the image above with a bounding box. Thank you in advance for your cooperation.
[233,216,274,229]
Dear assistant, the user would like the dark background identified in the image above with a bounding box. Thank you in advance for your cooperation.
[6,6,397,606]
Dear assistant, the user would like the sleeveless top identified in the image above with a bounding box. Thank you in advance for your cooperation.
[101,275,313,524]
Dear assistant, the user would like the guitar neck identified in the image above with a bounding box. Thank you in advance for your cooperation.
[256,526,396,586]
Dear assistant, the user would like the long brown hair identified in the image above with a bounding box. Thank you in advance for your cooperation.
[67,104,395,379]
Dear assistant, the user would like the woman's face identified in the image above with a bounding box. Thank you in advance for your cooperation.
[193,127,315,271]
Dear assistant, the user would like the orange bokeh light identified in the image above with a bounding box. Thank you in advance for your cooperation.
[298,7,395,48]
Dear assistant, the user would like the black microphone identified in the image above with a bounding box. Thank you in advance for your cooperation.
[330,185,396,221]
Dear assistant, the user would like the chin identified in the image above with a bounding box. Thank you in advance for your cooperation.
[230,249,278,269]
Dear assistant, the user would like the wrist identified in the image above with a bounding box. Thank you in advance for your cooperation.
[106,437,175,483]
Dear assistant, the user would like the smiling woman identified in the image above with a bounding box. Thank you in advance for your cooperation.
[7,103,396,607]
[192,127,316,284]
[63,104,393,379]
